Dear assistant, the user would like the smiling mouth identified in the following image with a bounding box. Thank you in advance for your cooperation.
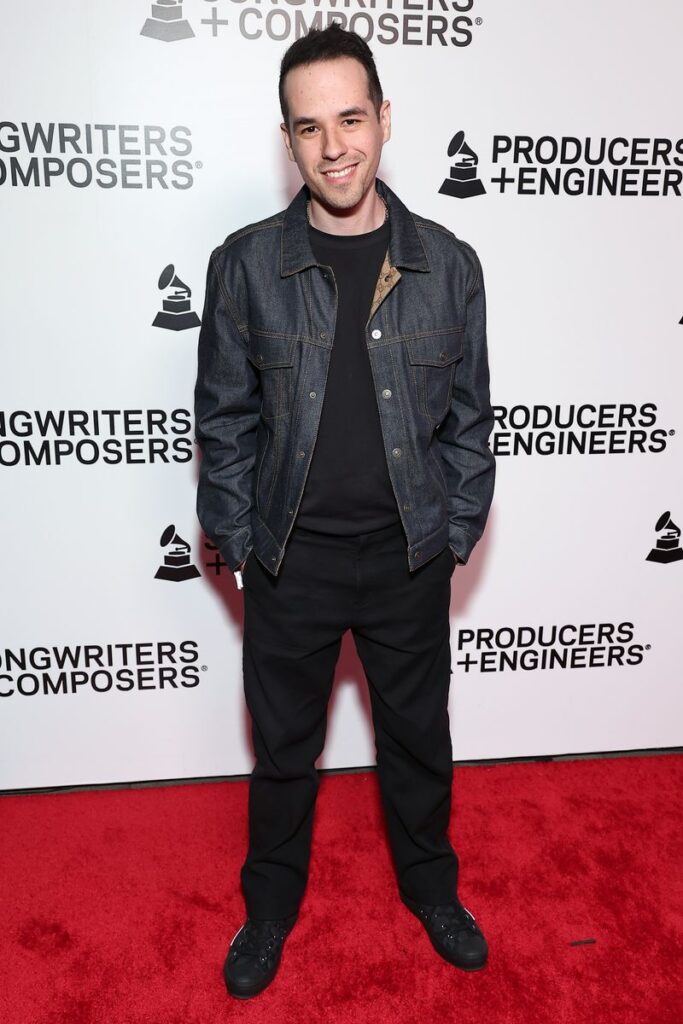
[321,164,357,180]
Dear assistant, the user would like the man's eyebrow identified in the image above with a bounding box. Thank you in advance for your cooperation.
[291,106,369,129]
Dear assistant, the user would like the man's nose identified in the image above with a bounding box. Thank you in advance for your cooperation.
[321,128,347,162]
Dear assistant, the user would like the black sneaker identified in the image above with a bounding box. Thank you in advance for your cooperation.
[400,893,488,971]
[223,913,298,999]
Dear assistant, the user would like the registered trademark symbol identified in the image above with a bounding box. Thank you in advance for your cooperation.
[645,645,651,651]
[475,17,483,25]
[195,161,203,169]
[201,664,207,671]
[669,429,675,435]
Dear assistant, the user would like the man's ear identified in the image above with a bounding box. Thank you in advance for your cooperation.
[280,122,296,162]
[379,100,391,144]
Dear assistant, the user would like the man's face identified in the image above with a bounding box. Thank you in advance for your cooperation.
[280,56,391,213]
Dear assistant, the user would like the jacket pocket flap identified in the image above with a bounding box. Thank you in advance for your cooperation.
[406,331,464,367]
[247,334,296,369]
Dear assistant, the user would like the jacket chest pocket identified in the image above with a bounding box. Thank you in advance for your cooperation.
[246,334,296,421]
[406,330,464,422]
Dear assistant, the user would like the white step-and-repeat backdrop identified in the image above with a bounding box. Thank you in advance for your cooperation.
[2,1,681,790]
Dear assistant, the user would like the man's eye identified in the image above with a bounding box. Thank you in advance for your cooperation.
[300,120,360,135]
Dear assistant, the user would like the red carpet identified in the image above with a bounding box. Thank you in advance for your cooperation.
[2,754,682,1024]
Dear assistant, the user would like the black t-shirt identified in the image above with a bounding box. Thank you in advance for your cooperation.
[295,216,401,535]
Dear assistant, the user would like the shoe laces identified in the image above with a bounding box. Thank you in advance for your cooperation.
[425,902,480,944]
[230,917,292,963]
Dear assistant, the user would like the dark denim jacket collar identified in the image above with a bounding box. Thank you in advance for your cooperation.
[280,175,430,278]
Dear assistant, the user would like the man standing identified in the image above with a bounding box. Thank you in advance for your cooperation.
[194,24,495,1000]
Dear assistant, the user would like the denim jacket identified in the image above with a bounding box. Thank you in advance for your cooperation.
[194,176,495,577]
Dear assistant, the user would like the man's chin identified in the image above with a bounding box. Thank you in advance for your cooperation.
[309,181,368,214]
[320,194,361,212]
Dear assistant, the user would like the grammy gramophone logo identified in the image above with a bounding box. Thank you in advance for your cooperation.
[438,131,487,199]
[645,510,683,564]
[152,264,201,331]
[140,0,194,42]
[154,524,202,581]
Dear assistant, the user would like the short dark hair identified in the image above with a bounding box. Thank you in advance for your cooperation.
[279,24,384,130]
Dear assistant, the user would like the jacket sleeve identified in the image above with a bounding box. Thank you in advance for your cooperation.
[436,246,496,565]
[194,251,260,571]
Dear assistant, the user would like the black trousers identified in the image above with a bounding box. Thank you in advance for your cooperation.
[240,518,459,920]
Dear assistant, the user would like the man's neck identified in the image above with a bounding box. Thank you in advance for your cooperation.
[307,182,386,235]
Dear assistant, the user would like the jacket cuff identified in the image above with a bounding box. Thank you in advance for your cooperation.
[448,526,476,565]
[217,526,253,572]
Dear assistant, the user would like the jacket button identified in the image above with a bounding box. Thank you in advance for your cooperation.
[414,551,421,560]
[257,354,264,362]
[439,351,447,361]
[288,508,294,515]
[320,330,327,339]
[309,391,317,399]
[371,329,382,340]
[381,389,392,399]
[403,503,410,511]
[296,450,305,458]
[392,447,402,458]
